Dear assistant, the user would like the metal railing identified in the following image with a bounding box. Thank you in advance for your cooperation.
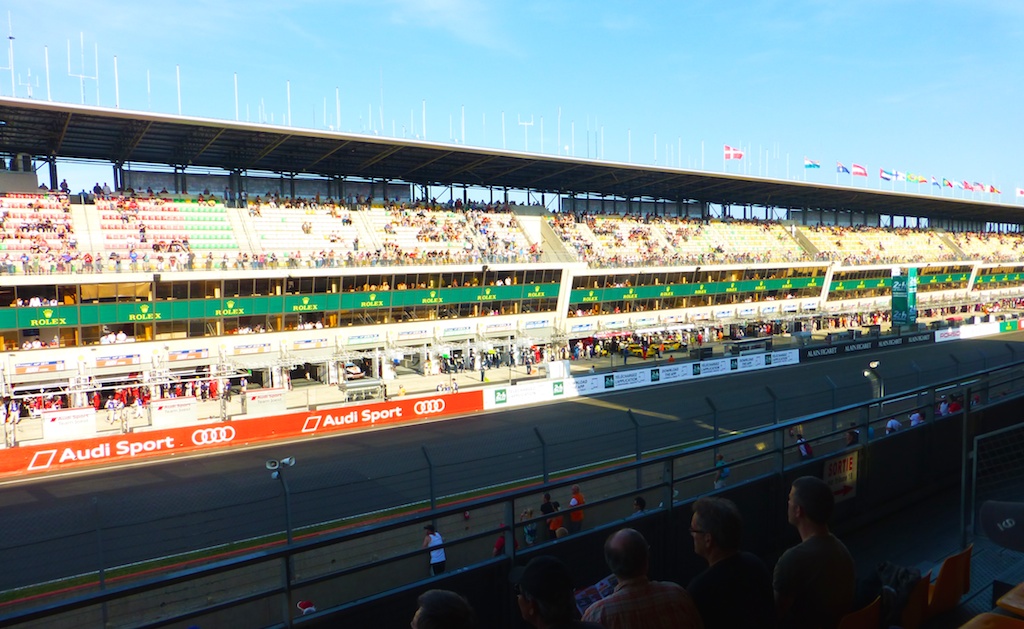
[3,356,1024,627]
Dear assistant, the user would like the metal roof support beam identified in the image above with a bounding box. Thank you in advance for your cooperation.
[186,127,226,164]
[246,134,293,169]
[116,120,152,163]
[303,140,351,171]
[52,112,73,154]
[357,145,404,170]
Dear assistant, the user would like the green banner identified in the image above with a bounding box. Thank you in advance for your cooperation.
[891,268,918,326]
[569,276,822,303]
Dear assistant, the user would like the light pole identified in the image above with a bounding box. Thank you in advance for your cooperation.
[863,360,884,398]
[266,456,296,544]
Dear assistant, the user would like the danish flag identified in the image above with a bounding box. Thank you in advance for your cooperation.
[723,145,745,160]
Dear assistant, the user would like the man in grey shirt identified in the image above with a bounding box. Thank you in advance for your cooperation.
[773,476,855,629]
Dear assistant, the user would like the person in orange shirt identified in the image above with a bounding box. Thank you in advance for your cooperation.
[547,501,564,538]
[569,484,586,534]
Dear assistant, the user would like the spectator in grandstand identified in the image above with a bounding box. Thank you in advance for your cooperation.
[582,527,703,628]
[773,476,855,629]
[908,409,925,427]
[568,484,586,534]
[411,589,477,629]
[422,524,447,576]
[795,433,813,460]
[713,454,730,489]
[540,493,558,541]
[688,497,774,629]
[511,555,602,629]
[885,417,902,435]
[627,496,647,519]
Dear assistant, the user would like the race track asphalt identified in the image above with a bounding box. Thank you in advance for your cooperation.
[0,332,1022,591]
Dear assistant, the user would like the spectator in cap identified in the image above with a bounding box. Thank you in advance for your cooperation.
[511,555,602,628]
[411,589,477,629]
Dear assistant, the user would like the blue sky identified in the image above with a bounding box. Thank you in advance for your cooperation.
[9,0,1024,199]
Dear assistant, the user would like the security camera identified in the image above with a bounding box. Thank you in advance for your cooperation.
[281,456,296,467]
[270,470,280,480]
[266,460,280,470]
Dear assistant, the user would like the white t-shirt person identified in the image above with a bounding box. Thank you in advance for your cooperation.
[885,418,902,434]
[422,525,446,576]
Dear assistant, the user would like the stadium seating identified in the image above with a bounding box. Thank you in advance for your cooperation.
[96,196,237,253]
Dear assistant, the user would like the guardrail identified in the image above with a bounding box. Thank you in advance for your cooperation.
[3,357,1024,627]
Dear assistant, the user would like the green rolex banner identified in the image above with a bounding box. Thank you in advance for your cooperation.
[891,269,918,326]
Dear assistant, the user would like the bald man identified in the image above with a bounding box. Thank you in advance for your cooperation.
[582,528,703,629]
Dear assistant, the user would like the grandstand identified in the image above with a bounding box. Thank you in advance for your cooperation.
[0,97,1023,628]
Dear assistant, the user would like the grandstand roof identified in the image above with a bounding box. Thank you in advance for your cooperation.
[2,96,1022,224]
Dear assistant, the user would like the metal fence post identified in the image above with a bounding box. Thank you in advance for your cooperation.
[705,397,718,440]
[765,386,779,425]
[93,496,109,627]
[627,410,641,489]
[824,375,838,410]
[534,427,548,485]
[422,446,436,511]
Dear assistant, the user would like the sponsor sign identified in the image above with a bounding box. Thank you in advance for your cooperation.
[782,302,799,313]
[95,354,142,368]
[0,391,484,477]
[397,329,430,341]
[347,333,380,345]
[714,308,735,319]
[42,407,97,442]
[151,397,197,427]
[243,388,287,416]
[14,360,64,375]
[484,321,515,333]
[570,322,595,333]
[935,328,961,343]
[523,319,550,330]
[802,300,819,311]
[959,322,1000,339]
[233,343,271,355]
[824,450,859,503]
[761,305,778,315]
[292,338,329,350]
[891,269,918,326]
[739,306,756,317]
[168,348,209,361]
[442,325,474,337]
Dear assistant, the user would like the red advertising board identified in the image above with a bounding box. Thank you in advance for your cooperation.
[0,391,483,478]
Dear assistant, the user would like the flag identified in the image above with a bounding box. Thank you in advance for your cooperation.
[895,171,906,182]
[724,145,744,160]
[908,174,924,183]
[943,178,953,188]
[1017,188,1024,197]
[837,162,850,174]
[804,158,821,169]
[989,185,1001,194]
[955,181,965,189]
[852,164,867,177]
[931,176,939,186]
[974,182,984,192]
[962,181,973,191]
[880,169,893,181]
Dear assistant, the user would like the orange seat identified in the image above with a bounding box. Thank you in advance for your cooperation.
[928,544,973,618]
[958,612,1024,628]
[838,595,880,629]
[900,570,931,629]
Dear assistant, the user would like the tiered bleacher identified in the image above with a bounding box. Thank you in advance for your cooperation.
[950,231,1024,262]
[4,193,1024,274]
[97,195,237,255]
[804,225,959,264]
[549,214,812,267]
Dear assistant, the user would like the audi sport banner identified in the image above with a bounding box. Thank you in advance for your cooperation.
[41,407,97,442]
[241,388,286,417]
[0,391,483,478]
[151,397,198,428]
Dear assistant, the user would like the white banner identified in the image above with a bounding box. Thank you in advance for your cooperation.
[42,407,96,441]
[150,397,198,428]
[243,388,287,416]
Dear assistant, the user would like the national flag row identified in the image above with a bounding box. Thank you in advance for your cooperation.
[724,145,1020,198]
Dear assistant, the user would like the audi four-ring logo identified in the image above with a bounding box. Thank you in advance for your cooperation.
[191,426,237,445]
[414,399,446,414]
